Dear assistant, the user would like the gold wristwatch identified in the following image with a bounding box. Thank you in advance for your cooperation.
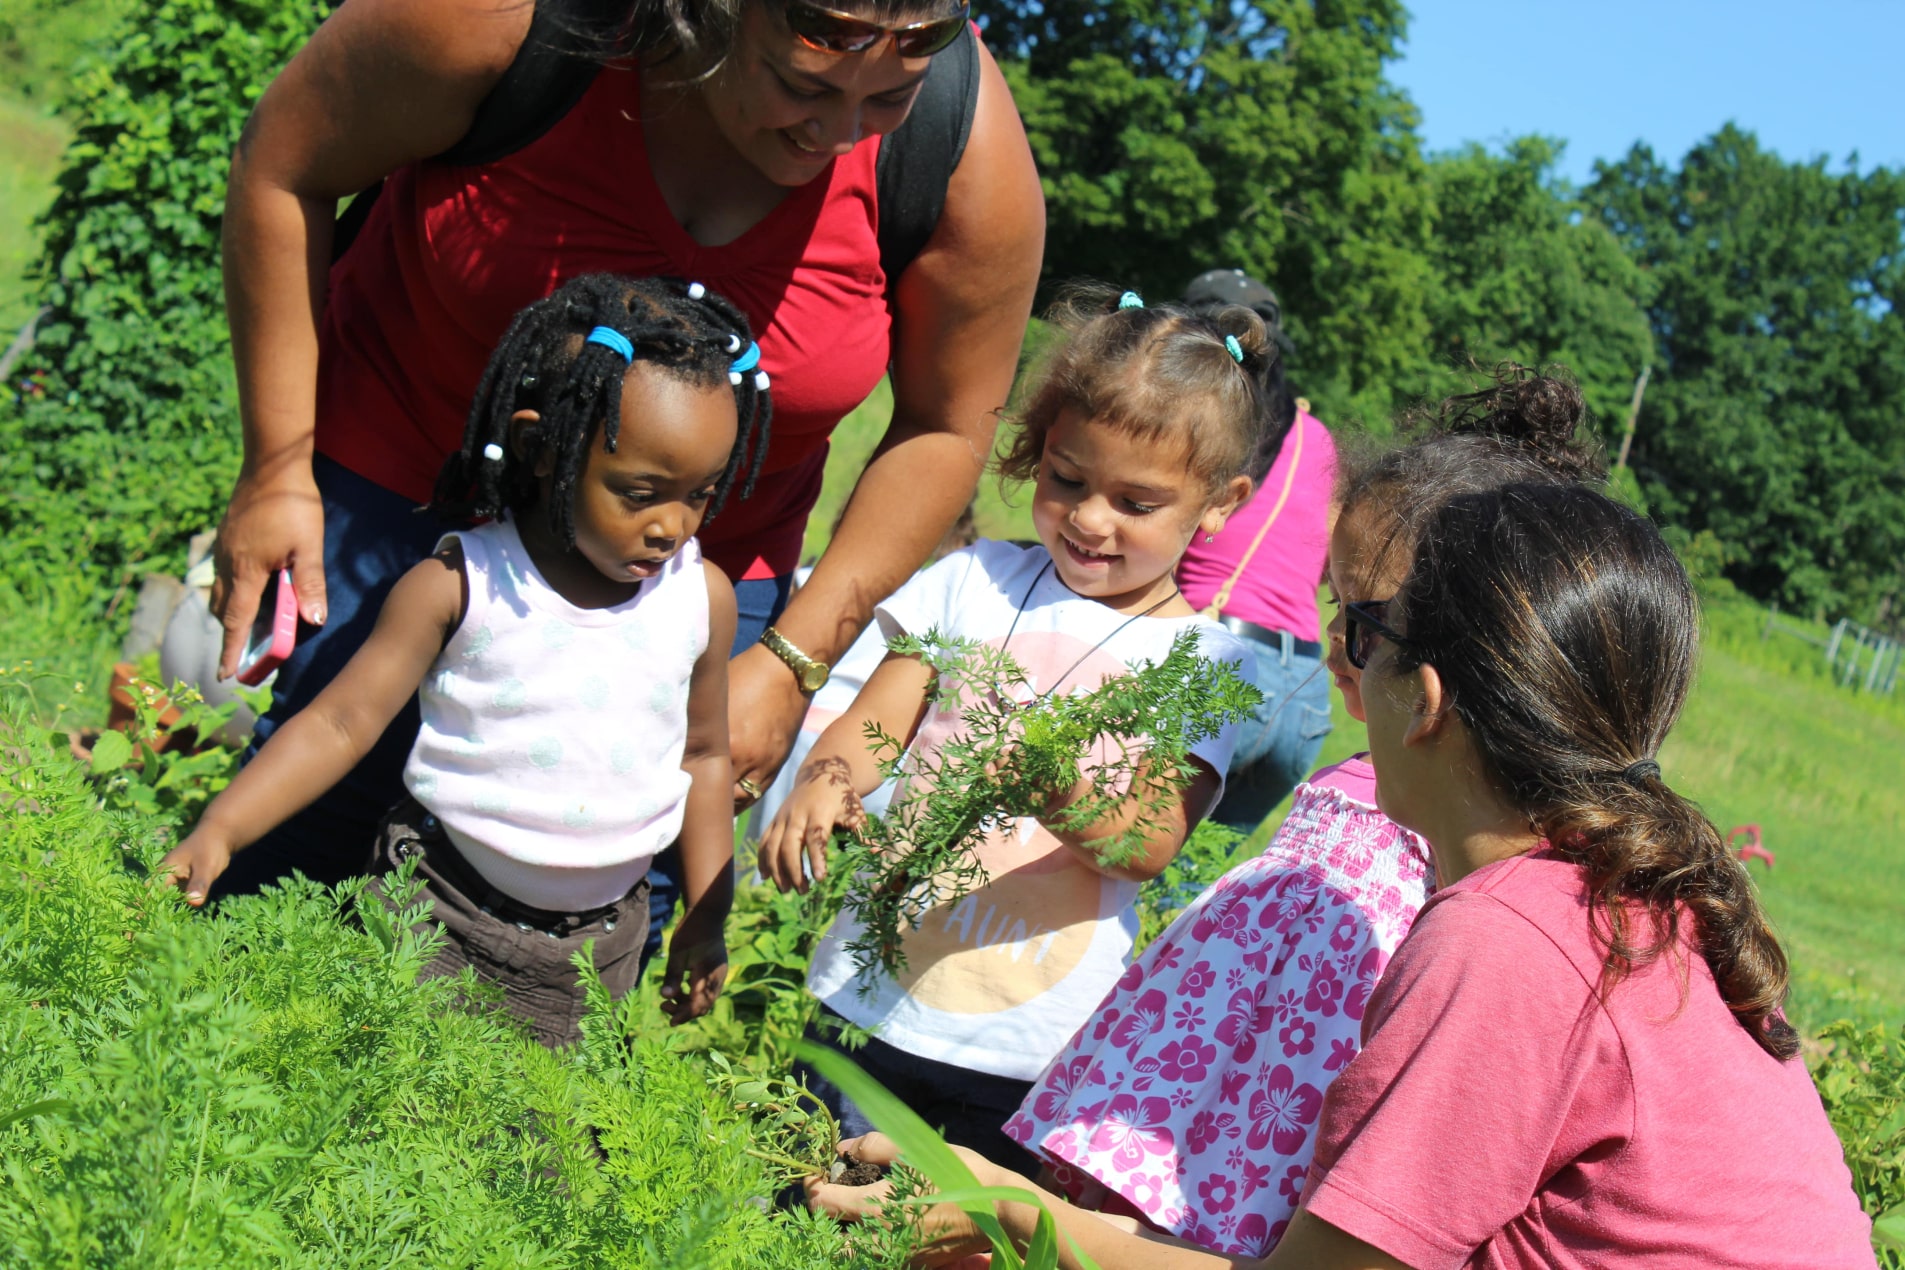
[759,626,830,693]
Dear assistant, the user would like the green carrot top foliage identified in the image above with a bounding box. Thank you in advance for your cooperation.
[826,627,1260,983]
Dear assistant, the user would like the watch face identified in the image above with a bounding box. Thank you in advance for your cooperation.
[798,663,829,693]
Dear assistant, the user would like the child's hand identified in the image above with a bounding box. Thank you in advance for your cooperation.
[758,757,866,894]
[658,914,728,1025]
[157,831,233,906]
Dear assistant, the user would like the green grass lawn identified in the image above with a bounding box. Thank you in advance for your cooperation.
[808,389,1905,1033]
[0,91,66,334]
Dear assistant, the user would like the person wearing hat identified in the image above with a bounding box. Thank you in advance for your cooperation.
[1177,270,1335,835]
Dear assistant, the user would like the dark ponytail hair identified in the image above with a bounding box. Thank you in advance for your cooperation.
[1390,483,1797,1059]
[997,281,1282,498]
[432,272,771,547]
[1334,362,1605,592]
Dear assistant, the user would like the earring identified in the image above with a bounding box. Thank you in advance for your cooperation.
[1204,533,1215,543]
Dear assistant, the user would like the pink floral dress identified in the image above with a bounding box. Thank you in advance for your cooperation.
[1003,756,1434,1257]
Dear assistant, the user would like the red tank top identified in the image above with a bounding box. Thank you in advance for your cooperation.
[316,62,892,580]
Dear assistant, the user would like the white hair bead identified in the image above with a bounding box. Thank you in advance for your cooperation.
[754,370,770,391]
[729,370,743,385]
[687,282,706,300]
[726,333,742,353]
[482,443,505,462]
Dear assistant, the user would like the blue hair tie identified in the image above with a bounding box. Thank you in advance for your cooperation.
[1118,291,1144,310]
[729,341,762,374]
[586,326,634,363]
[1225,334,1244,364]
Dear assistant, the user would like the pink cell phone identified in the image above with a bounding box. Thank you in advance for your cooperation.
[236,569,299,686]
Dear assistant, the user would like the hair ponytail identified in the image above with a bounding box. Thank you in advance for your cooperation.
[1391,483,1798,1059]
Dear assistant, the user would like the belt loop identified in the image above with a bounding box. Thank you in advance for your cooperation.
[1279,628,1294,666]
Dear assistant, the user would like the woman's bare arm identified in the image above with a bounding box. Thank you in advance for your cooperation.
[214,0,529,677]
[727,37,1045,790]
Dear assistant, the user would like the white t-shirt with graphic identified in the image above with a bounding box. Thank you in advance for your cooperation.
[806,539,1249,1080]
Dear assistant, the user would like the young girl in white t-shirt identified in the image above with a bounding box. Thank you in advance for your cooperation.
[757,286,1277,1171]
[162,274,765,1047]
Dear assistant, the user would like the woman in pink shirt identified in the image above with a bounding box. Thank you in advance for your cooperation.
[1176,271,1336,833]
[812,480,1875,1268]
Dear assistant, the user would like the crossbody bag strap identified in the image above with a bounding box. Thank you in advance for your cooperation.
[1201,419,1305,620]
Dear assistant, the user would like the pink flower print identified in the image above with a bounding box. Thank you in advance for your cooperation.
[1344,946,1386,1021]
[1224,965,1249,991]
[1087,1094,1177,1171]
[1225,1145,1247,1171]
[1278,1016,1316,1058]
[1325,1037,1358,1072]
[1328,912,1360,952]
[1115,961,1145,992]
[1335,816,1385,879]
[1185,1217,1222,1250]
[1271,988,1304,1023]
[1235,1213,1272,1256]
[1303,956,1345,1018]
[1172,1000,1206,1032]
[1180,959,1217,999]
[1109,990,1169,1055]
[1091,1007,1122,1042]
[1004,1111,1033,1142]
[1153,941,1185,972]
[1185,1108,1239,1153]
[1213,987,1265,1063]
[1033,1055,1094,1121]
[1246,1065,1324,1155]
[1277,1163,1309,1203]
[1196,1173,1239,1215]
[1169,1084,1196,1110]
[1219,1069,1250,1106]
[1239,1158,1272,1199]
[1189,895,1235,942]
[1125,1172,1168,1216]
[1158,1036,1217,1084]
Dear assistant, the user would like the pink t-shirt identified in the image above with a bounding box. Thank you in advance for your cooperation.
[1302,851,1875,1269]
[1177,411,1335,641]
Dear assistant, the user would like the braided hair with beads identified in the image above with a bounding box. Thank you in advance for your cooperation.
[432,272,772,546]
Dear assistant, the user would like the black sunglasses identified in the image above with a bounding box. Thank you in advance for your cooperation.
[779,0,970,57]
[1343,599,1412,670]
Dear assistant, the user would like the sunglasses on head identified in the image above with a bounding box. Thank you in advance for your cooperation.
[778,0,970,57]
[1344,599,1412,670]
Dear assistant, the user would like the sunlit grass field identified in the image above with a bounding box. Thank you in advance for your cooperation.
[0,92,65,333]
[811,385,1905,1035]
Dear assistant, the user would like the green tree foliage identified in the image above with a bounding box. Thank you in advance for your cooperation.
[1421,137,1655,438]
[0,0,325,600]
[1585,126,1905,616]
[975,0,1438,424]
[0,0,134,106]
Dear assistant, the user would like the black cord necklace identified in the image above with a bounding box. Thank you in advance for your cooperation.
[993,559,1182,707]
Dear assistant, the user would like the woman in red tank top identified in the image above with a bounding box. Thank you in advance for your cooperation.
[207,0,1043,919]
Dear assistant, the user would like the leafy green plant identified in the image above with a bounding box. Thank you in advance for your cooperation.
[824,628,1259,981]
[0,705,897,1267]
[1811,1021,1905,1264]
[80,674,265,831]
[1134,818,1245,952]
[799,1042,1102,1270]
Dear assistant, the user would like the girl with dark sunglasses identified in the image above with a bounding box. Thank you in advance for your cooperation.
[809,372,1876,1267]
[204,0,1043,957]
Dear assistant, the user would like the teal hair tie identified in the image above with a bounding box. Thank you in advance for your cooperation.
[586,326,635,363]
[1118,291,1144,310]
[1225,334,1244,364]
[729,341,762,374]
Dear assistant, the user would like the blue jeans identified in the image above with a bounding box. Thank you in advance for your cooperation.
[642,573,790,965]
[1209,630,1333,835]
[212,457,459,901]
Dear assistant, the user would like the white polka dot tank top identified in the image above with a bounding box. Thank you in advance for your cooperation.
[402,518,708,911]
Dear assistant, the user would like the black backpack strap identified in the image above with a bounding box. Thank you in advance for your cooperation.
[332,0,608,261]
[875,21,981,298]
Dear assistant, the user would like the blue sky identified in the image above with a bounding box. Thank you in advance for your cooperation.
[1388,0,1905,186]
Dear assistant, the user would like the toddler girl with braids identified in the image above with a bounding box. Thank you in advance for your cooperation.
[163,274,771,1047]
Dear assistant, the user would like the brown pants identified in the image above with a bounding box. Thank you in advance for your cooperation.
[365,797,651,1049]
